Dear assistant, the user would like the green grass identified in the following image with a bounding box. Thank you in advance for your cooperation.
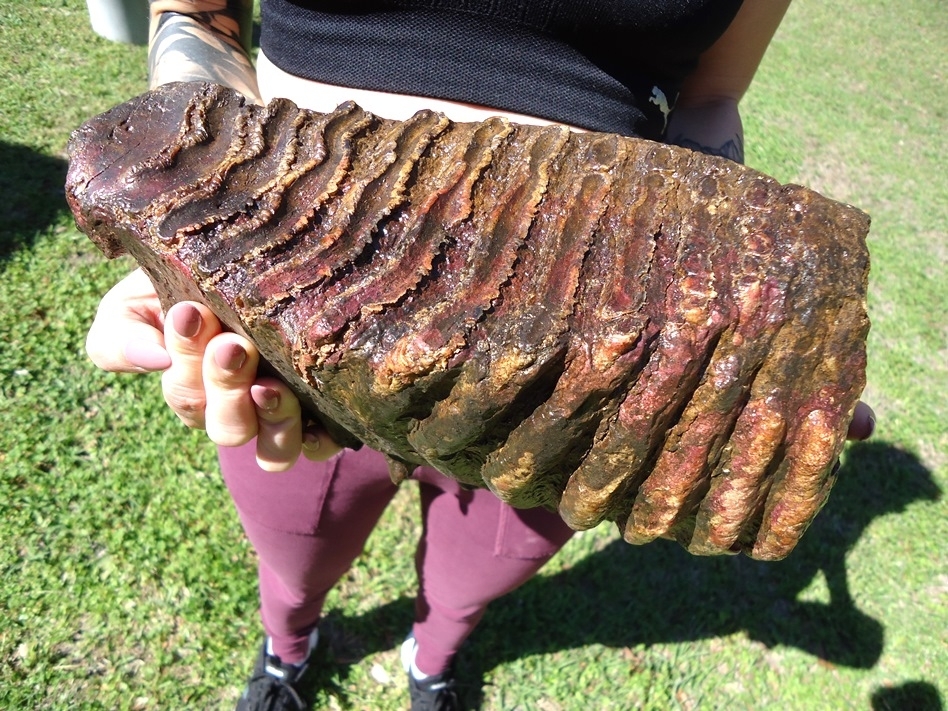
[1,0,946,709]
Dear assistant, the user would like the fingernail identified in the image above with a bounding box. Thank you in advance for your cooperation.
[125,339,172,370]
[866,414,876,439]
[215,342,246,371]
[251,384,280,411]
[172,304,202,339]
[302,432,321,452]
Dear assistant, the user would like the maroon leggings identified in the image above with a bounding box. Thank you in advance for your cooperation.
[219,443,574,675]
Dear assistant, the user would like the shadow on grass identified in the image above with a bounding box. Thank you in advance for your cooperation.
[0,140,70,264]
[308,441,941,708]
[871,681,944,711]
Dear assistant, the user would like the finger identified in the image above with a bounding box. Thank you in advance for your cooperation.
[88,318,171,372]
[162,301,222,429]
[250,377,303,471]
[123,338,173,371]
[202,333,260,447]
[86,269,171,372]
[301,421,344,462]
[846,401,876,441]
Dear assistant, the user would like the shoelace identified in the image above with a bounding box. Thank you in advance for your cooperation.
[245,669,308,711]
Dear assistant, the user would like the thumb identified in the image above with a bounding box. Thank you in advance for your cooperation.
[86,269,172,373]
[87,316,171,372]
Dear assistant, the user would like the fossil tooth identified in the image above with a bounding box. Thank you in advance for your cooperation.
[66,82,870,560]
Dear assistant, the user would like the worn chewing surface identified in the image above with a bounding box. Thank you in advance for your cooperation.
[66,82,871,560]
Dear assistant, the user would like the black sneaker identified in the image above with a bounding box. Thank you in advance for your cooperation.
[236,630,319,711]
[401,634,463,711]
[408,670,462,711]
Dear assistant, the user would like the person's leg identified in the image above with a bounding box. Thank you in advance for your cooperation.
[408,470,575,676]
[220,443,399,662]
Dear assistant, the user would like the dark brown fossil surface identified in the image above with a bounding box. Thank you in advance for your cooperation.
[66,82,870,560]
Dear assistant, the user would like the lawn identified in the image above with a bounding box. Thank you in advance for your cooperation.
[1,0,945,709]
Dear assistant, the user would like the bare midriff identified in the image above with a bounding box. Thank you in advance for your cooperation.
[257,50,583,130]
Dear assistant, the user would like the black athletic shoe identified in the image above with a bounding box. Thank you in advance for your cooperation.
[236,632,318,711]
[401,634,463,711]
[408,669,462,711]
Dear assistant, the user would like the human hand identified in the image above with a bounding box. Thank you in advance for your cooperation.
[85,268,342,470]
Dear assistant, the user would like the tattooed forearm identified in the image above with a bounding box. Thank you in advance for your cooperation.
[670,133,745,164]
[148,0,260,102]
[665,100,746,165]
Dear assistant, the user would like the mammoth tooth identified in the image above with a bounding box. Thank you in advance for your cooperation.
[66,81,871,560]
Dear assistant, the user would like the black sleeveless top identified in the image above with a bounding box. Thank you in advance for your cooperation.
[261,0,744,138]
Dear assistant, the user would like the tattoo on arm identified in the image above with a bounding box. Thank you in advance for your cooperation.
[148,1,260,101]
[669,132,745,164]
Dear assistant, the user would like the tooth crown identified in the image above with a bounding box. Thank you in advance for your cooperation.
[66,81,870,560]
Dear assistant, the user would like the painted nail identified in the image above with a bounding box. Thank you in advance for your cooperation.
[866,414,876,439]
[171,304,202,338]
[251,384,280,411]
[302,432,321,452]
[124,339,172,370]
[214,342,246,371]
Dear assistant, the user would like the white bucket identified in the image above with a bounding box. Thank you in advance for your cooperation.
[86,0,149,45]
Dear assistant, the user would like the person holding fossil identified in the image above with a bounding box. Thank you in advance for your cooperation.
[84,1,875,709]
